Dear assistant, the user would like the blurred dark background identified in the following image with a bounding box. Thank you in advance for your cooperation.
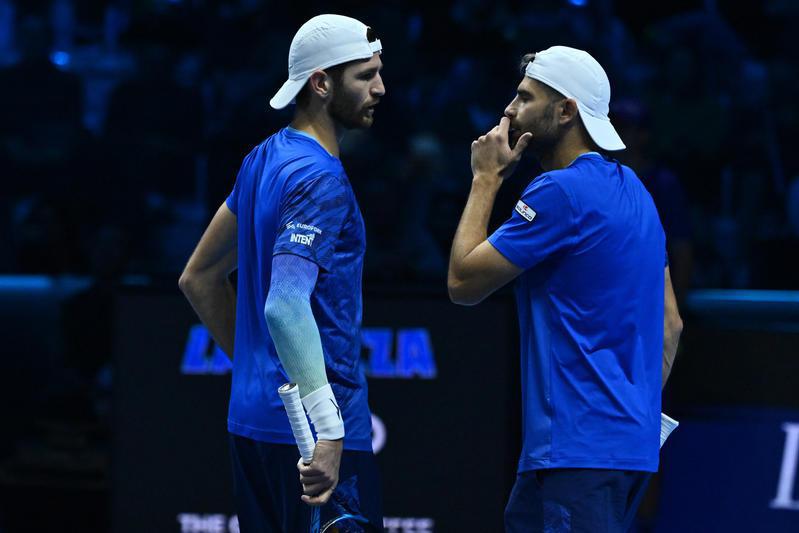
[0,0,798,532]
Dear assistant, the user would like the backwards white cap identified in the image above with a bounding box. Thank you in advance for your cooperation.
[525,46,625,151]
[270,14,382,110]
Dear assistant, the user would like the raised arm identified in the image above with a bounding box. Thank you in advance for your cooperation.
[448,118,529,305]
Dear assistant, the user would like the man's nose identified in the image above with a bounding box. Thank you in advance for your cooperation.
[372,74,385,97]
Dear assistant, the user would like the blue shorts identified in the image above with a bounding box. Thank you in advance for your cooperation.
[504,468,651,533]
[229,435,383,532]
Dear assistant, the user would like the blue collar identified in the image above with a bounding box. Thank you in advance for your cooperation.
[286,126,318,142]
[569,151,602,166]
[285,126,338,159]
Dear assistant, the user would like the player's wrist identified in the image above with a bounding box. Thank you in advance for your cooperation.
[472,173,503,193]
[302,384,345,441]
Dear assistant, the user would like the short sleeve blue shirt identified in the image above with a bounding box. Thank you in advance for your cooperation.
[489,153,666,473]
[225,127,372,451]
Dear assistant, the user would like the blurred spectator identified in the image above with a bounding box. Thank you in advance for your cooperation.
[0,15,86,198]
[0,0,793,289]
[103,41,202,202]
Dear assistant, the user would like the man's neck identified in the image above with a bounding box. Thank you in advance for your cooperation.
[539,129,595,172]
[290,107,341,158]
[540,143,594,172]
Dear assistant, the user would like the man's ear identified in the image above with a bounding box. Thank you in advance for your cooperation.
[307,70,333,100]
[559,98,580,125]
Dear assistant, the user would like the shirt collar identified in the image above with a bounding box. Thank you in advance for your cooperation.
[286,125,318,142]
[285,126,339,160]
[568,151,602,166]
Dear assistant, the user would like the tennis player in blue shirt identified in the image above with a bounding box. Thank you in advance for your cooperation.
[448,46,683,532]
[180,14,384,532]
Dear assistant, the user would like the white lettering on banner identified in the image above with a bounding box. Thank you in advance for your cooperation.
[372,413,387,454]
[289,233,315,246]
[771,423,799,510]
[177,514,238,533]
[383,517,434,532]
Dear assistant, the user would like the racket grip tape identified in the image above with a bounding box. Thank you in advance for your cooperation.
[278,383,316,464]
[660,412,679,448]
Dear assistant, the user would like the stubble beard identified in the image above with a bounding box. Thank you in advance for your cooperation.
[523,106,560,160]
[329,89,371,130]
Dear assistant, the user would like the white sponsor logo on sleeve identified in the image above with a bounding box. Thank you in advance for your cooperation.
[286,221,322,234]
[290,233,316,246]
[515,200,537,222]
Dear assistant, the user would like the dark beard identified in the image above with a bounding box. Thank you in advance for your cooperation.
[329,90,367,130]
[526,131,559,160]
[525,102,561,159]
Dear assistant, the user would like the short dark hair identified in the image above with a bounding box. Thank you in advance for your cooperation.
[519,53,565,101]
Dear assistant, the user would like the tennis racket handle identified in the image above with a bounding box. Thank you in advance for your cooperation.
[660,412,679,448]
[278,383,316,464]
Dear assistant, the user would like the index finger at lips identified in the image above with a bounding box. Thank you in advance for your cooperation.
[498,117,510,136]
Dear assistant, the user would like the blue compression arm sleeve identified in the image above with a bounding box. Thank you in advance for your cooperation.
[264,253,327,397]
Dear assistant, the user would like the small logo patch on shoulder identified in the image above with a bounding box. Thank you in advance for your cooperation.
[515,200,537,222]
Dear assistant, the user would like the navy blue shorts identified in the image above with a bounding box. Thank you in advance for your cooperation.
[504,468,651,533]
[229,435,383,533]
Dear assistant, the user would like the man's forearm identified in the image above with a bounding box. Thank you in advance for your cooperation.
[264,266,344,441]
[264,295,327,398]
[661,266,683,388]
[662,321,683,388]
[449,177,500,280]
[181,278,237,359]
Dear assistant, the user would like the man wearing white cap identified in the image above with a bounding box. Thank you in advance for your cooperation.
[448,46,683,531]
[180,14,385,532]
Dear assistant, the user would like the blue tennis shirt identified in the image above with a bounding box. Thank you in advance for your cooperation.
[489,153,665,473]
[225,127,372,451]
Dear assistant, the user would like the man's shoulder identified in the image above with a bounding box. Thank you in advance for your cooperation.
[550,155,607,183]
[521,171,571,202]
[537,155,623,199]
[269,147,346,188]
[287,164,348,192]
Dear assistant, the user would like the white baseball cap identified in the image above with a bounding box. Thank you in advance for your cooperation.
[270,14,382,110]
[525,46,625,151]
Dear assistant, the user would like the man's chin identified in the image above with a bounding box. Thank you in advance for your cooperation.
[334,114,374,130]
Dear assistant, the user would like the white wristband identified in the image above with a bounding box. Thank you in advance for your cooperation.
[301,384,345,441]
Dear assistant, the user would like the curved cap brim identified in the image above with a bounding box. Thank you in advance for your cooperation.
[578,107,626,151]
[269,78,308,110]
